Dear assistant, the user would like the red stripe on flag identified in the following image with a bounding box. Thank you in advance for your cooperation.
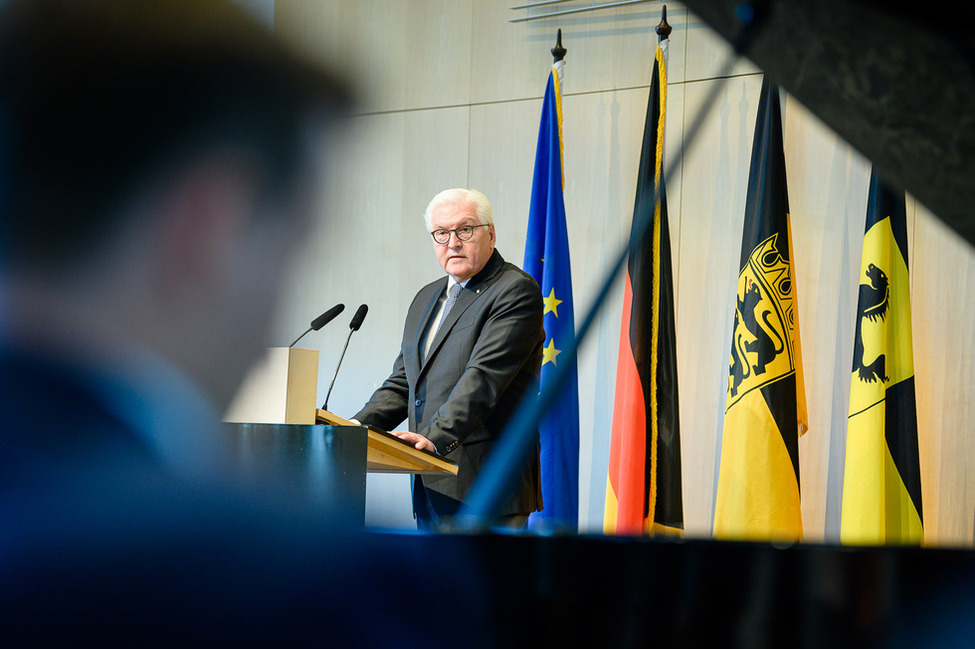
[607,272,649,534]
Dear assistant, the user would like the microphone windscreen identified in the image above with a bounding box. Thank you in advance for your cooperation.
[311,303,345,330]
[349,304,369,331]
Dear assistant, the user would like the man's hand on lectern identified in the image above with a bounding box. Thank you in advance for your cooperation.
[393,431,436,454]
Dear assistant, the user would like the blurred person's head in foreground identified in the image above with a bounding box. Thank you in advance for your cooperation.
[0,0,354,408]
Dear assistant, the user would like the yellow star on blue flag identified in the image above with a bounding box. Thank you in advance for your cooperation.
[542,338,561,366]
[542,289,563,317]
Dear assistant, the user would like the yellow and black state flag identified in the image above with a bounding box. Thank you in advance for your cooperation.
[840,169,922,545]
[713,77,807,542]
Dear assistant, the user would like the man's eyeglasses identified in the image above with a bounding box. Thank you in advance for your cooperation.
[430,224,490,245]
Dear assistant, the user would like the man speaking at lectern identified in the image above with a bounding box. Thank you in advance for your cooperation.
[354,188,544,530]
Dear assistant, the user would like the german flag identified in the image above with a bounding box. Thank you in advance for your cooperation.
[840,169,923,545]
[604,32,682,536]
[713,77,807,542]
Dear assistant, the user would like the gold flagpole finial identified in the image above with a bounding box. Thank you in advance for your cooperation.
[656,5,672,41]
[551,28,567,63]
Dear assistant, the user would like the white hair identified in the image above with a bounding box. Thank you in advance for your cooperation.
[423,188,493,231]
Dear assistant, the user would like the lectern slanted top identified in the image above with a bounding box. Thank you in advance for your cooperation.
[316,409,458,476]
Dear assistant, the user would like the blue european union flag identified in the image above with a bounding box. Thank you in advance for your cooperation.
[524,65,579,532]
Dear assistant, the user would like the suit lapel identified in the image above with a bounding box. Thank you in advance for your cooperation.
[418,250,505,377]
[421,287,476,372]
[408,280,446,379]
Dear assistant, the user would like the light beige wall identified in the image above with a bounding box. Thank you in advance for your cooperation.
[273,0,975,544]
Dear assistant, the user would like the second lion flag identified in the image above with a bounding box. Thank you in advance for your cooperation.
[840,169,923,545]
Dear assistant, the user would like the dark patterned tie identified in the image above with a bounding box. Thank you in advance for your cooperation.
[436,283,463,333]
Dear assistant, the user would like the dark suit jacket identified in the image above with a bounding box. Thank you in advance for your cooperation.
[354,249,544,516]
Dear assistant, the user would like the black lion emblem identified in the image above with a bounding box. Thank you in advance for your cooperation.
[729,281,785,397]
[852,263,890,383]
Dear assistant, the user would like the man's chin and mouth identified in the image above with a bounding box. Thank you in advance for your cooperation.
[445,258,474,281]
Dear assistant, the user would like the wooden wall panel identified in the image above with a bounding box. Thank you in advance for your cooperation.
[684,6,758,82]
[912,206,975,546]
[276,0,473,113]
[471,4,688,105]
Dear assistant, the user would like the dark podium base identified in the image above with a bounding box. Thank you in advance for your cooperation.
[221,423,367,526]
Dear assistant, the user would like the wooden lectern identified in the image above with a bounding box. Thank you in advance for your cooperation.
[221,347,457,525]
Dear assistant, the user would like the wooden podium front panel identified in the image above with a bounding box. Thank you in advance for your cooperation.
[283,348,318,424]
[224,347,319,425]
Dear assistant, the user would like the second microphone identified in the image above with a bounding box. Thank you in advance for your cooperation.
[322,304,368,411]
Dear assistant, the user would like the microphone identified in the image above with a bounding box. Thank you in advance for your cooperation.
[322,304,368,411]
[289,303,345,347]
[311,305,346,331]
[348,303,368,332]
